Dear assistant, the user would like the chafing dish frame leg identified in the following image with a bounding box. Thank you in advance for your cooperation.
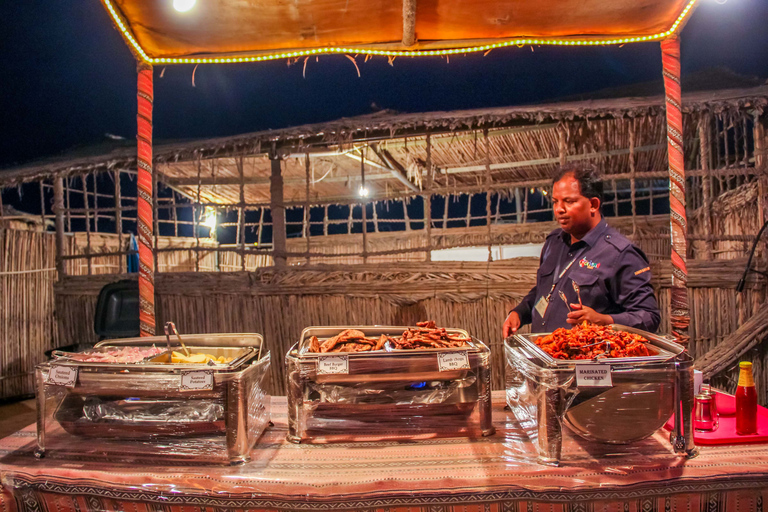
[478,356,496,437]
[670,359,698,458]
[34,370,46,459]
[537,375,563,466]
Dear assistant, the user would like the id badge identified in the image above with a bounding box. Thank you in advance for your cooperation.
[534,296,549,318]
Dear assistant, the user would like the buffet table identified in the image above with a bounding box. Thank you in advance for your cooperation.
[2,392,768,512]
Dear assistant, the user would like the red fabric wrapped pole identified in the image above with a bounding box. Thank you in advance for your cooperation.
[136,64,155,336]
[661,36,689,344]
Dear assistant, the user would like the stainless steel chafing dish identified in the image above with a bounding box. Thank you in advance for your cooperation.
[286,326,494,443]
[505,325,696,465]
[35,333,271,464]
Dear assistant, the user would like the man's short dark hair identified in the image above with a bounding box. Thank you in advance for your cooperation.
[552,164,603,205]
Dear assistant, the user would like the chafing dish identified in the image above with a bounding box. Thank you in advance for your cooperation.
[505,325,696,465]
[286,326,494,443]
[35,333,270,465]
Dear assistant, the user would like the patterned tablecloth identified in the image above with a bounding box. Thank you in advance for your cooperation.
[2,392,768,512]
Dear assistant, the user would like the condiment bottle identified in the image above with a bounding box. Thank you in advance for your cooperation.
[735,361,757,435]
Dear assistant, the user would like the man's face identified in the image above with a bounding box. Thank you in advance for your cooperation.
[551,174,600,237]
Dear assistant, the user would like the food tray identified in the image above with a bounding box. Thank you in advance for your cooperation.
[35,333,271,464]
[286,325,494,443]
[505,324,696,465]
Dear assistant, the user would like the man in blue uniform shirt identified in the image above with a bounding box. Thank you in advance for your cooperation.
[503,165,661,337]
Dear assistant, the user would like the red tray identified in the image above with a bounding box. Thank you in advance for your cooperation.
[664,392,768,445]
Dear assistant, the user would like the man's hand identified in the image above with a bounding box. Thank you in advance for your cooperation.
[567,304,613,326]
[503,311,521,338]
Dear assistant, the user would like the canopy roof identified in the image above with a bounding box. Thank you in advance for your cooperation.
[101,0,698,64]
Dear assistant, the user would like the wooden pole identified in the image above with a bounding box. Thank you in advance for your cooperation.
[522,189,528,224]
[39,181,47,231]
[465,195,472,227]
[171,192,178,237]
[82,175,92,275]
[361,147,369,263]
[270,149,287,267]
[443,194,449,228]
[65,178,71,232]
[484,129,492,262]
[698,113,714,259]
[194,157,201,272]
[404,198,411,231]
[424,134,432,262]
[152,163,159,273]
[754,113,767,227]
[661,36,689,343]
[238,155,246,271]
[257,208,264,247]
[323,205,329,236]
[53,176,66,278]
[558,124,567,166]
[514,188,522,223]
[402,0,417,47]
[305,153,311,265]
[136,63,155,335]
[629,119,637,236]
[114,170,124,273]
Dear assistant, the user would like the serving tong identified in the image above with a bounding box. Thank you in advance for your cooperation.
[164,321,191,357]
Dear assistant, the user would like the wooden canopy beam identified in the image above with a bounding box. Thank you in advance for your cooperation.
[402,0,417,47]
[372,147,420,192]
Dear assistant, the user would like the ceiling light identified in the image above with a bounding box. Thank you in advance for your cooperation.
[358,186,369,198]
[173,0,196,13]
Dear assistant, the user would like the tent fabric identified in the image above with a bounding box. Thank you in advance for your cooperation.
[102,0,697,62]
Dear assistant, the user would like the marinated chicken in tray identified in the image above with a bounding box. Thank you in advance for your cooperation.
[307,329,388,353]
[391,320,471,350]
[534,321,652,360]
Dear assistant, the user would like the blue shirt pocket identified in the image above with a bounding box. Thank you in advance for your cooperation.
[568,269,607,311]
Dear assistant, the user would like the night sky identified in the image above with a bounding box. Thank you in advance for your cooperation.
[1,0,767,170]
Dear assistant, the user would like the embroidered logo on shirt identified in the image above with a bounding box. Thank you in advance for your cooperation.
[634,266,651,276]
[579,258,600,270]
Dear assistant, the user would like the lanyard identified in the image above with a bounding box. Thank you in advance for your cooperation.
[545,245,587,302]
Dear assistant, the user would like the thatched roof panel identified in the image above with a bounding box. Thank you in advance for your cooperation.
[2,86,766,200]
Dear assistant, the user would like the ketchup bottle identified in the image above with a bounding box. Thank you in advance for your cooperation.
[735,361,757,435]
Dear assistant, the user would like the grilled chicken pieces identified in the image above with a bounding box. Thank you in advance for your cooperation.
[306,322,471,353]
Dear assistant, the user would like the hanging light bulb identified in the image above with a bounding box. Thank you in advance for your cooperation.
[202,206,217,231]
[358,186,370,198]
[173,0,196,13]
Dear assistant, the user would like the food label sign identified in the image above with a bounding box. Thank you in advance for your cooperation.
[180,370,214,391]
[437,351,470,372]
[46,365,78,388]
[317,355,349,375]
[575,364,613,387]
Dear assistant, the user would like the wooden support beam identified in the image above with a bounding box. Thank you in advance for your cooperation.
[115,170,124,273]
[699,113,714,259]
[484,129,492,262]
[238,155,246,271]
[402,0,417,47]
[53,176,66,278]
[270,153,287,267]
[424,134,432,262]
[754,113,767,227]
[371,147,420,192]
[305,153,311,265]
[82,175,92,275]
[403,199,411,231]
[629,119,637,236]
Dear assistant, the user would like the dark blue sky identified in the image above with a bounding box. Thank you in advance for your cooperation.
[1,0,767,169]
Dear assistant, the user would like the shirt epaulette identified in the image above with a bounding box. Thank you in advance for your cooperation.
[603,230,631,252]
